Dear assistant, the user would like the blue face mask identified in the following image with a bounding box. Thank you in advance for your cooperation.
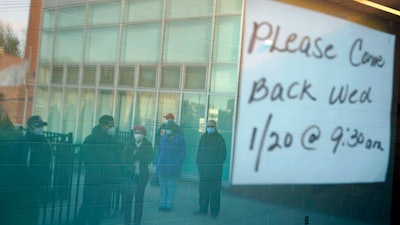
[206,127,215,134]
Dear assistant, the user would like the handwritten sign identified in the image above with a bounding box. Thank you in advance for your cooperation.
[232,0,395,184]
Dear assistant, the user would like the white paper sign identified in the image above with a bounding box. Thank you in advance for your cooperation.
[232,0,396,184]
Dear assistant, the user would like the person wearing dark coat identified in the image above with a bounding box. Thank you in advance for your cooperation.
[120,125,153,225]
[2,115,52,225]
[195,119,227,218]
[76,115,118,225]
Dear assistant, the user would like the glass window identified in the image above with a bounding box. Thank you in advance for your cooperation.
[180,94,206,175]
[42,10,55,30]
[48,87,63,132]
[157,93,180,124]
[163,19,212,63]
[134,92,156,140]
[54,30,84,63]
[216,0,243,13]
[184,66,206,90]
[38,31,53,63]
[86,27,119,63]
[66,65,80,85]
[33,87,48,119]
[57,6,86,28]
[124,0,163,22]
[166,0,213,18]
[210,64,238,93]
[89,2,121,25]
[118,66,135,86]
[77,89,96,143]
[36,64,51,85]
[51,66,63,84]
[100,66,115,86]
[208,95,235,180]
[213,16,241,63]
[115,91,134,131]
[121,23,162,63]
[160,66,180,89]
[63,88,78,134]
[82,66,97,86]
[138,66,157,88]
[96,90,114,123]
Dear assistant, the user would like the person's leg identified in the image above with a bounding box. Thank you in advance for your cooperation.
[198,177,210,213]
[165,175,178,209]
[209,180,222,216]
[134,178,148,224]
[158,174,168,209]
[122,192,134,225]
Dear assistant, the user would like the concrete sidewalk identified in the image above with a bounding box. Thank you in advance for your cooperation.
[101,179,371,225]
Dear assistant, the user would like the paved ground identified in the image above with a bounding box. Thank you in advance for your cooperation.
[99,179,371,225]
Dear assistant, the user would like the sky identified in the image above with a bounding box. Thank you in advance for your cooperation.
[0,0,31,51]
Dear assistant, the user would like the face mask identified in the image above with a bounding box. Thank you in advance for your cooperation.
[165,129,173,136]
[34,127,44,135]
[134,133,144,142]
[107,127,116,136]
[206,127,215,134]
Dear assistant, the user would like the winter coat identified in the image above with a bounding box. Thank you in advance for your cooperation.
[156,133,186,176]
[196,131,227,180]
[120,138,153,190]
[82,125,119,185]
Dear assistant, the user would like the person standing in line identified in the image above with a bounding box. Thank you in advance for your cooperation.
[120,125,153,225]
[195,119,227,219]
[7,115,52,225]
[151,113,177,186]
[156,120,186,211]
[76,115,118,225]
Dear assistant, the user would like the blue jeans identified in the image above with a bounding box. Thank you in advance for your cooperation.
[158,174,178,209]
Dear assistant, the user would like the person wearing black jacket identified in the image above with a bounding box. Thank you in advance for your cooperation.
[195,119,227,218]
[76,115,118,225]
[4,115,52,225]
[120,125,153,225]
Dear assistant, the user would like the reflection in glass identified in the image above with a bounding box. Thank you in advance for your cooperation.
[181,94,206,175]
[57,6,86,28]
[115,91,134,131]
[54,30,84,63]
[157,93,180,124]
[39,31,53,63]
[82,66,97,86]
[96,90,114,123]
[213,16,241,63]
[37,65,51,85]
[166,0,213,18]
[216,0,243,13]
[184,66,206,90]
[51,66,63,84]
[48,87,63,132]
[163,19,211,63]
[124,0,163,22]
[100,66,115,86]
[118,66,135,86]
[122,23,162,63]
[77,89,95,143]
[85,27,119,63]
[210,64,238,93]
[66,66,80,85]
[135,92,156,141]
[33,87,48,120]
[89,2,121,25]
[160,67,180,89]
[63,88,78,134]
[138,67,156,88]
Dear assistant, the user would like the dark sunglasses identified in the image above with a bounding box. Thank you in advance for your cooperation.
[207,125,214,128]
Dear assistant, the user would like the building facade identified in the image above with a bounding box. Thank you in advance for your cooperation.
[35,0,242,179]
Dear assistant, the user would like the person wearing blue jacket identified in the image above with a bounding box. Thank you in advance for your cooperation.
[156,120,186,211]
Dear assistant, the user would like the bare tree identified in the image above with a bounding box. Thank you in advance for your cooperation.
[0,21,21,57]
